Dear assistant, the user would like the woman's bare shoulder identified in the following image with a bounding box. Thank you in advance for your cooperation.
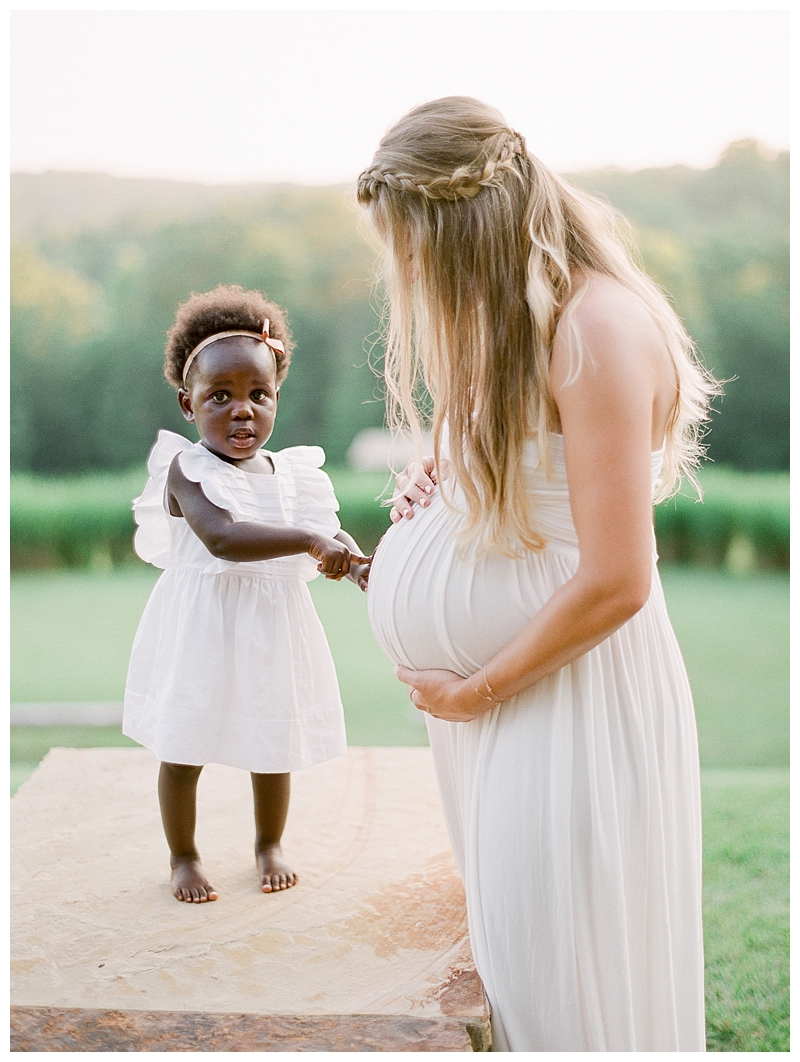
[551,273,677,447]
[566,273,658,343]
[553,273,664,383]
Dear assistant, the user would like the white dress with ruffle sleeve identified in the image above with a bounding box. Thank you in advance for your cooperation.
[123,430,347,773]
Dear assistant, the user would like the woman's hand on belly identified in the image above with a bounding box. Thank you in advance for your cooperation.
[390,457,449,523]
[394,665,493,722]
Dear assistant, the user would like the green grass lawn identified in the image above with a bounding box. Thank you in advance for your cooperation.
[11,564,788,764]
[10,565,789,1050]
[701,770,789,1052]
[10,565,421,744]
[659,567,788,768]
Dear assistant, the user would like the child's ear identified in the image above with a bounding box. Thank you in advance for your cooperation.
[276,388,280,403]
[178,388,195,422]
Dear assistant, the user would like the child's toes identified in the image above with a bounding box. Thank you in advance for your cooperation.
[256,849,297,893]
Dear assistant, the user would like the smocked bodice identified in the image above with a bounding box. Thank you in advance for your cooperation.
[132,431,340,580]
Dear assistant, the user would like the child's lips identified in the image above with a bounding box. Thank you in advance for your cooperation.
[229,431,256,447]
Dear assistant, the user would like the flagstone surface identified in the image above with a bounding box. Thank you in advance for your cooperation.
[11,746,490,1051]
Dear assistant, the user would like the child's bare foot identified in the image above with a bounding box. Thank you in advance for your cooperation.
[256,844,297,893]
[170,857,218,903]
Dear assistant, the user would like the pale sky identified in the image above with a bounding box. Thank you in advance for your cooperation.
[11,8,789,184]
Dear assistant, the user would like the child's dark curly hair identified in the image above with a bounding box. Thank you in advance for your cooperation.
[164,284,294,389]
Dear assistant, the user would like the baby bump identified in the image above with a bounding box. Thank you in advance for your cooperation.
[367,493,576,675]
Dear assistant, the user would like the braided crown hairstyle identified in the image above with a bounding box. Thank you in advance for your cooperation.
[358,96,718,558]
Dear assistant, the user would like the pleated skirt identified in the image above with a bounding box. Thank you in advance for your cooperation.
[124,567,346,774]
[368,494,705,1051]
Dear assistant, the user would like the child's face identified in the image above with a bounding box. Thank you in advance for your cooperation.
[178,337,279,464]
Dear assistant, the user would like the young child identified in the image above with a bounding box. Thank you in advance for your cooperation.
[123,284,370,904]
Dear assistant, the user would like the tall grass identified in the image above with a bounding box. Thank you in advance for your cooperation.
[656,467,790,570]
[10,464,788,572]
[10,469,149,570]
[10,467,394,568]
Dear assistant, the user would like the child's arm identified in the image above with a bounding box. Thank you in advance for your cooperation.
[168,457,368,578]
[334,530,371,592]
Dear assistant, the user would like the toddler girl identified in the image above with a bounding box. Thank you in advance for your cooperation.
[124,284,370,903]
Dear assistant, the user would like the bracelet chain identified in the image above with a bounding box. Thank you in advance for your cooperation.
[467,665,503,704]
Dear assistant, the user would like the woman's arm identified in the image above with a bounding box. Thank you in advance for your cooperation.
[167,457,361,578]
[396,279,676,721]
[334,529,371,591]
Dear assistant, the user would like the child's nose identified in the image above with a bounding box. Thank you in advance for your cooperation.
[231,402,254,418]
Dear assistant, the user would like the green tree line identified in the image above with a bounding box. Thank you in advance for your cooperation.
[11,140,788,474]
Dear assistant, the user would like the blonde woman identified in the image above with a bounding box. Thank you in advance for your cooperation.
[359,98,715,1052]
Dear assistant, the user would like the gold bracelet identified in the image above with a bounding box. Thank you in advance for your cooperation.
[467,665,503,704]
[481,665,502,703]
[467,673,493,702]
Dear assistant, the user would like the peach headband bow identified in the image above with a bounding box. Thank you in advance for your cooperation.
[181,319,285,385]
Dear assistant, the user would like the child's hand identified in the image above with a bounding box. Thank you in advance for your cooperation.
[307,533,352,579]
[307,534,370,582]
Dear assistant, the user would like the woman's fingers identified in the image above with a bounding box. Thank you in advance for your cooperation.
[395,665,430,711]
[390,457,437,520]
[393,664,489,723]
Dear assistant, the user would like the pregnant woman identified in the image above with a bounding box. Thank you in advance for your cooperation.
[358,97,717,1051]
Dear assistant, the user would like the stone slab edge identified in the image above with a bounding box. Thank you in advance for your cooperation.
[11,1006,492,1052]
[10,703,124,726]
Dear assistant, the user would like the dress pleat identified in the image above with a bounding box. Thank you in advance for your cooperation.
[367,434,705,1051]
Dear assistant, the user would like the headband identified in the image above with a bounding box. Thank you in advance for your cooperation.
[181,318,285,385]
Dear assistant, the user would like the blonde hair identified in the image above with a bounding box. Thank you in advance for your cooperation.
[357,96,719,558]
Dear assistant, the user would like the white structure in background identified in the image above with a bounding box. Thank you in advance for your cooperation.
[346,428,433,471]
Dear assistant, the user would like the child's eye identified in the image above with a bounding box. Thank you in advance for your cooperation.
[251,390,270,401]
[211,392,229,403]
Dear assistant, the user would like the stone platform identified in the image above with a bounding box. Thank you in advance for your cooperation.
[11,747,490,1052]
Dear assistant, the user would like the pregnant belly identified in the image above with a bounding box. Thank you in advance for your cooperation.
[367,493,573,675]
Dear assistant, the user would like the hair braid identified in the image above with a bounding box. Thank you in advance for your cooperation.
[357,131,525,204]
[358,96,719,558]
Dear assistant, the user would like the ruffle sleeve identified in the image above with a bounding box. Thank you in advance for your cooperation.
[175,441,248,517]
[132,434,342,576]
[272,445,341,539]
[132,430,196,567]
[175,442,340,537]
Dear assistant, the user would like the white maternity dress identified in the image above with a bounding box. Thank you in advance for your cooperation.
[124,430,347,774]
[367,434,705,1052]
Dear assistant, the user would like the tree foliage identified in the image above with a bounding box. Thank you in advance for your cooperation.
[572,141,789,470]
[11,142,788,473]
